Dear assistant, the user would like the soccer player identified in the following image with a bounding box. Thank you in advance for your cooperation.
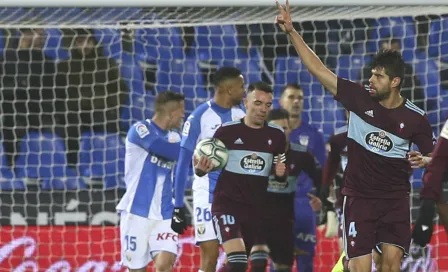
[275,2,434,271]
[322,122,348,253]
[116,91,185,272]
[264,108,322,271]
[278,83,327,271]
[413,118,448,247]
[171,66,246,272]
[195,82,287,272]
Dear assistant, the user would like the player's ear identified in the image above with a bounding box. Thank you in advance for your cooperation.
[391,76,401,88]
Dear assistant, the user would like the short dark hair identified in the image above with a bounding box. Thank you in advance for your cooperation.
[247,81,273,94]
[213,66,242,86]
[370,49,405,88]
[280,83,302,96]
[267,108,290,122]
[155,91,185,113]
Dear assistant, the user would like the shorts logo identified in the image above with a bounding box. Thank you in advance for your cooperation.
[197,224,206,236]
[136,123,149,138]
[240,153,265,173]
[125,251,132,261]
[365,131,393,152]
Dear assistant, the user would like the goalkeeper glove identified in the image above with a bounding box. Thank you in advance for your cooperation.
[171,207,187,234]
[412,199,436,247]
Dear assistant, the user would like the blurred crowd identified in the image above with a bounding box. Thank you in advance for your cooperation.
[0,28,129,172]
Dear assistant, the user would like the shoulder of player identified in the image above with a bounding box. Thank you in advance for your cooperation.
[221,119,242,127]
[187,101,214,121]
[289,142,307,152]
[267,122,285,133]
[403,99,425,117]
[128,119,152,139]
[334,125,348,134]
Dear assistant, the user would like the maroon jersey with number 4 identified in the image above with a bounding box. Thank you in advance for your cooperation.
[335,78,434,199]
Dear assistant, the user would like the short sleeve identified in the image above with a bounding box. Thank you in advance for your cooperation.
[180,114,201,152]
[411,115,436,155]
[335,77,372,114]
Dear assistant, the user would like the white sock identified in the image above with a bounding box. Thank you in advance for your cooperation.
[198,270,205,272]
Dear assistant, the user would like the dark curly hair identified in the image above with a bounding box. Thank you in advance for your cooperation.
[370,49,406,88]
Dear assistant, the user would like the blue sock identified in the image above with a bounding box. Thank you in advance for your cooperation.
[296,254,313,272]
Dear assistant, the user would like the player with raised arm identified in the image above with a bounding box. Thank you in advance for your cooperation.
[275,1,434,271]
[278,83,327,271]
[171,66,246,272]
[413,119,448,248]
[116,91,185,272]
[264,108,322,272]
[195,82,287,272]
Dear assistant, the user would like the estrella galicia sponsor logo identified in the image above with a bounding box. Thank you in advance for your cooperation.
[365,131,393,152]
[240,153,265,173]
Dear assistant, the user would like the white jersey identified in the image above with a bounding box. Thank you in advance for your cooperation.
[335,124,348,171]
[178,100,245,203]
[116,120,179,220]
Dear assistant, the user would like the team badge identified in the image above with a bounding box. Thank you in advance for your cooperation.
[182,121,191,136]
[136,123,149,138]
[197,224,206,236]
[299,135,309,146]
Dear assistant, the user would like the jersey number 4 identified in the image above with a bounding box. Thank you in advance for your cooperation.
[196,207,212,222]
[348,222,357,238]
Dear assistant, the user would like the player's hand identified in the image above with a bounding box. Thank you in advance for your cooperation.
[171,207,187,234]
[412,199,436,247]
[324,210,339,238]
[275,0,294,34]
[307,193,322,211]
[408,151,431,168]
[274,161,286,177]
[194,156,214,177]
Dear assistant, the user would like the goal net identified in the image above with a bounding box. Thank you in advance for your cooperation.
[0,5,447,271]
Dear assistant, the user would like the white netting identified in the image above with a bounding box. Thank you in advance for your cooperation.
[0,6,447,271]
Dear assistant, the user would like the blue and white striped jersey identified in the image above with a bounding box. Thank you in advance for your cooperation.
[174,100,246,206]
[116,119,180,220]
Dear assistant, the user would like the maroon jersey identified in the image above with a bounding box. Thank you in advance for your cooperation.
[265,143,321,219]
[335,77,434,199]
[421,119,448,201]
[212,118,287,217]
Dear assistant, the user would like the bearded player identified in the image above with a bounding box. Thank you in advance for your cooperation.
[195,82,287,272]
[171,67,246,272]
[116,91,185,272]
[276,2,434,271]
[264,108,322,271]
[413,119,448,248]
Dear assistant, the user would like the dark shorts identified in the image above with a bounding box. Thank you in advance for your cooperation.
[264,217,294,266]
[212,211,264,251]
[342,195,411,259]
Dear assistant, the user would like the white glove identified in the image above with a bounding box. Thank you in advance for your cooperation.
[325,210,339,238]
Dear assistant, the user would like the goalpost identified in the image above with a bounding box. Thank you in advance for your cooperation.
[0,1,447,271]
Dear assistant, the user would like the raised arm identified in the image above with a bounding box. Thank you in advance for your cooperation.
[276,0,338,96]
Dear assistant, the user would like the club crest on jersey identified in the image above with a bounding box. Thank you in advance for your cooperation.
[365,130,394,152]
[136,123,149,138]
[182,121,191,136]
[299,135,309,146]
[240,153,266,173]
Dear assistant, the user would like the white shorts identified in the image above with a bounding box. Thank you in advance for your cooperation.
[193,188,217,244]
[119,211,178,269]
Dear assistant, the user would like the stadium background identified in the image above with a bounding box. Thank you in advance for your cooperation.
[0,5,447,271]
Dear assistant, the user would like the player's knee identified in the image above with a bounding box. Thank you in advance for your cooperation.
[200,241,219,270]
[380,257,401,272]
[153,252,176,272]
[154,261,174,272]
[226,251,248,272]
[249,250,269,272]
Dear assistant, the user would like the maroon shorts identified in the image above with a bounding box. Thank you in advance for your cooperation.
[212,212,264,251]
[342,196,411,259]
[264,217,294,266]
